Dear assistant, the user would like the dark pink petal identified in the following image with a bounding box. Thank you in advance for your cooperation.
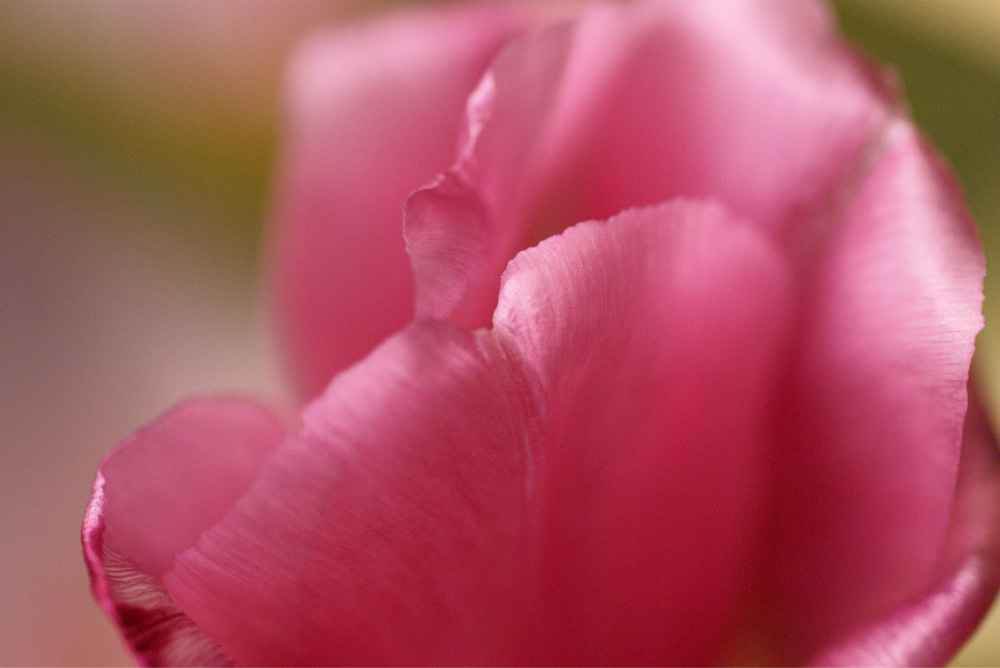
[491,201,794,664]
[765,121,986,661]
[269,3,544,398]
[807,388,1000,667]
[83,399,287,666]
[405,0,893,331]
[159,322,537,665]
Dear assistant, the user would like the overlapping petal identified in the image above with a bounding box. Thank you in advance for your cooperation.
[402,1,989,661]
[145,323,536,665]
[85,188,992,664]
[88,200,798,665]
[405,0,894,331]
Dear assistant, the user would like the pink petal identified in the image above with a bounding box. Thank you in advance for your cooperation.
[807,387,1000,667]
[87,180,986,665]
[268,3,545,398]
[491,201,794,664]
[405,0,893,331]
[83,399,287,666]
[764,121,986,662]
[93,200,795,666]
[159,322,537,665]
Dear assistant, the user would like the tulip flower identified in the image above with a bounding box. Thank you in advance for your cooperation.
[84,1,1000,665]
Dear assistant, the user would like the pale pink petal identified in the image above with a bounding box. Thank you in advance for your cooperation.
[807,388,1000,667]
[160,322,537,665]
[405,0,893,330]
[269,3,544,398]
[83,399,287,666]
[491,201,794,664]
[764,121,986,661]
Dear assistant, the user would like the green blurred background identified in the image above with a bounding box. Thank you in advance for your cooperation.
[0,1,996,664]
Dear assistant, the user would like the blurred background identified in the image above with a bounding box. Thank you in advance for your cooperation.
[0,1,997,664]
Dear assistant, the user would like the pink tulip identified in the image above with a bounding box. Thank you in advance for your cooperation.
[83,1,1000,665]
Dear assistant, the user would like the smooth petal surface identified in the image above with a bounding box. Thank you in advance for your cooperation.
[405,0,893,330]
[764,121,987,662]
[84,399,287,666]
[808,388,1000,667]
[492,201,794,664]
[270,3,545,398]
[159,322,536,665]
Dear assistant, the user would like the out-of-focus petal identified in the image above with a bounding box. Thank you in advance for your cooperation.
[807,387,1000,667]
[270,3,545,398]
[492,201,793,664]
[405,0,893,330]
[160,322,537,665]
[83,399,287,666]
[765,121,986,661]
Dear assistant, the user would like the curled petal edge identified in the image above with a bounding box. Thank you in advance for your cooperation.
[83,397,289,666]
[84,474,233,667]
